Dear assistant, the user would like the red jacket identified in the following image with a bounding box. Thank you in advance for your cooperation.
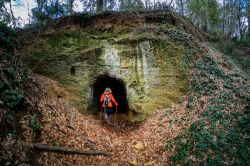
[100,91,118,108]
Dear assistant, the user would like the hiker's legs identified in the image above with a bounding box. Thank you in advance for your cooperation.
[107,107,114,117]
[104,107,108,120]
[104,107,113,122]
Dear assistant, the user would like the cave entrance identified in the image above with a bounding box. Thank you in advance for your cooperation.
[90,73,129,114]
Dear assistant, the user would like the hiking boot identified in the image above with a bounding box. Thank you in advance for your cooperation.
[104,114,108,120]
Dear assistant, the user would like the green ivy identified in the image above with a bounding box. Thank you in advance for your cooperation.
[166,39,250,165]
[30,116,43,131]
[3,89,24,109]
[0,21,27,109]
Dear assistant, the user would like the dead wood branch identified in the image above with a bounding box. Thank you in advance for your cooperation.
[33,143,110,156]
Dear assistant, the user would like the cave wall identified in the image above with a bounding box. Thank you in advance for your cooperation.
[21,30,189,118]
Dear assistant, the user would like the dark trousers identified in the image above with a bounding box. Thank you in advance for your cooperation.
[104,107,113,117]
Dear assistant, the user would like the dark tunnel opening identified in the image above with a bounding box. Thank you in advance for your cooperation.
[90,73,129,114]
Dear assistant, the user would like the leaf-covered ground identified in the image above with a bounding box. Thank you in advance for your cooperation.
[34,76,196,165]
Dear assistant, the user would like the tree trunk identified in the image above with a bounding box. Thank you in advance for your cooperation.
[27,1,31,24]
[247,0,250,36]
[180,0,184,16]
[168,0,174,7]
[237,0,242,39]
[96,0,103,13]
[228,0,233,37]
[144,0,147,10]
[222,0,225,35]
[248,16,250,37]
[8,0,16,28]
[67,0,74,15]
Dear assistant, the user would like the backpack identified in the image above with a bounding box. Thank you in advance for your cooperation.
[104,95,110,107]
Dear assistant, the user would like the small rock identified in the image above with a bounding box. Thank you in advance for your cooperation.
[129,159,139,166]
[132,141,144,151]
[144,160,157,166]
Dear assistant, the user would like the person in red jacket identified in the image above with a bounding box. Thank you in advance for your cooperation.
[100,87,118,122]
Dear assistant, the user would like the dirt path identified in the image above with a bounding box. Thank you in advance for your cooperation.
[33,93,197,166]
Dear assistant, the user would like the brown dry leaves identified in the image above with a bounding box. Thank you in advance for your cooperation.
[33,91,199,166]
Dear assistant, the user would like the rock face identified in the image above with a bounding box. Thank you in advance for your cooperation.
[88,40,188,117]
[21,15,190,120]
